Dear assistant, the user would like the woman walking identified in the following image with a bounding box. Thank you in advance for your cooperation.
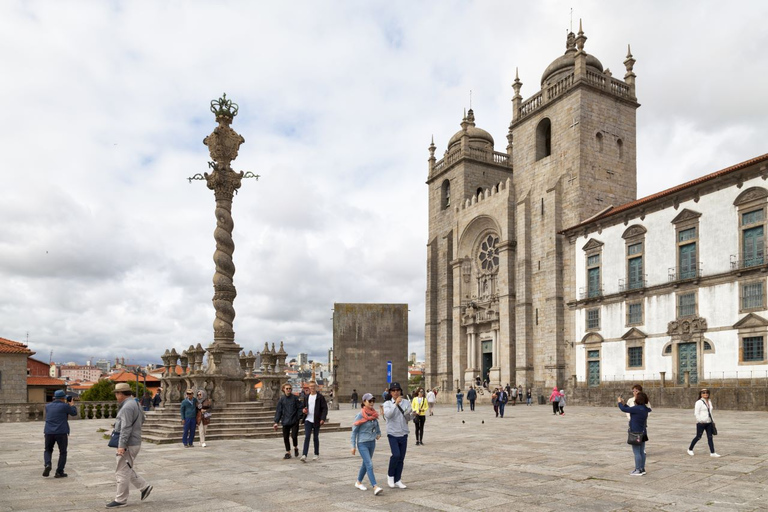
[548,387,561,415]
[426,388,436,416]
[687,388,721,457]
[526,388,532,406]
[351,393,383,495]
[196,389,212,448]
[411,388,428,445]
[617,392,651,475]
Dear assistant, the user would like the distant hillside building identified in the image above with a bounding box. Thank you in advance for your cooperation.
[333,303,408,400]
[59,364,102,382]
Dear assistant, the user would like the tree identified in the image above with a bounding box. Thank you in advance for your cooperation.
[80,379,116,401]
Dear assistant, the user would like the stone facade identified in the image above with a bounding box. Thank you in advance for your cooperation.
[425,26,638,395]
[0,337,35,404]
[333,303,408,399]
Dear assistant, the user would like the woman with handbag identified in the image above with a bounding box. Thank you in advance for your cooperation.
[687,388,720,457]
[410,388,428,445]
[351,393,383,495]
[617,391,651,476]
[196,389,212,448]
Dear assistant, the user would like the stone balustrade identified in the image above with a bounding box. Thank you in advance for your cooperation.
[0,401,121,423]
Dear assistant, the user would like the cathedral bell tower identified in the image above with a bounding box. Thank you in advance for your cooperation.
[509,21,639,389]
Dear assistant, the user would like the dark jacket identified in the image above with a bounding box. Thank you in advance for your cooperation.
[498,391,509,404]
[304,392,328,424]
[44,400,77,435]
[152,392,161,407]
[180,397,197,419]
[618,402,651,432]
[467,389,477,401]
[274,393,301,426]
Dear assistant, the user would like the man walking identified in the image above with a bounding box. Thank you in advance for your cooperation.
[467,386,477,411]
[106,382,152,508]
[382,382,413,489]
[273,383,301,459]
[497,387,509,418]
[43,389,77,478]
[351,389,359,409]
[299,382,328,462]
[180,389,197,447]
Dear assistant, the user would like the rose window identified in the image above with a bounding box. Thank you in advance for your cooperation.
[478,235,500,272]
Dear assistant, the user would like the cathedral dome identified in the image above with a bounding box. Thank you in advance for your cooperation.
[541,32,603,85]
[447,109,494,150]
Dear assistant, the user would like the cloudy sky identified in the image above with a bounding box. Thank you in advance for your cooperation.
[1,1,766,367]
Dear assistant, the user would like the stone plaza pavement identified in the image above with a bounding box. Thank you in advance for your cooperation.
[1,402,767,512]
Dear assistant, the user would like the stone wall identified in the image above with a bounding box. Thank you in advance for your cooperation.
[569,384,768,411]
[0,354,28,404]
[333,303,408,399]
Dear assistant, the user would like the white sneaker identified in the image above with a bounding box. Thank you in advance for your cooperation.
[299,455,307,462]
[710,453,721,458]
[395,481,407,489]
[201,443,207,448]
[387,476,395,488]
[354,482,367,491]
[687,449,694,456]
[312,455,319,461]
[373,486,383,495]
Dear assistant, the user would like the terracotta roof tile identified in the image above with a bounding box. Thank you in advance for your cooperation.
[108,370,160,382]
[564,153,768,233]
[27,376,66,386]
[0,337,34,355]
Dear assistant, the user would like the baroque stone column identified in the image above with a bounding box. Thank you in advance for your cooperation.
[189,94,259,405]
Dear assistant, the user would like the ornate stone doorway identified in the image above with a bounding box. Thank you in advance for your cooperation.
[677,342,698,384]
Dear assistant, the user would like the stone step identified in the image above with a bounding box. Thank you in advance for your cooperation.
[142,424,351,444]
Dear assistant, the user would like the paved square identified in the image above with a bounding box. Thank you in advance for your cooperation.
[1,403,767,511]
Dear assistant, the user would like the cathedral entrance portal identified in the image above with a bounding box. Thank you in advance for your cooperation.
[481,340,493,384]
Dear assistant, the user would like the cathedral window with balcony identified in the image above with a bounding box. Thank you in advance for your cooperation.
[733,187,767,269]
[672,209,701,281]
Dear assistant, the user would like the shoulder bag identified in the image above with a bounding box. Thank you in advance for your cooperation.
[627,430,645,445]
[702,399,717,435]
[108,430,120,448]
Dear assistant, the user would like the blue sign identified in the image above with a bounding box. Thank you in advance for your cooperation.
[387,361,392,384]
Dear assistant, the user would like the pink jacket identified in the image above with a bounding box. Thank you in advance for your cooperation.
[548,388,562,402]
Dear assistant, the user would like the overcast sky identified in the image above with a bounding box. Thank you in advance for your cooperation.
[1,1,766,367]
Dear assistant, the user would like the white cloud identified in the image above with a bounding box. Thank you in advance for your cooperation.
[1,1,766,366]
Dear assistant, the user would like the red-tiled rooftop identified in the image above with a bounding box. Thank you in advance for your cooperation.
[0,337,34,355]
[564,152,768,233]
[108,370,160,382]
[27,376,66,386]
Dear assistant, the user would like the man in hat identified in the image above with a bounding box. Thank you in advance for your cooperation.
[42,388,77,478]
[382,382,413,489]
[106,382,152,508]
[180,389,198,447]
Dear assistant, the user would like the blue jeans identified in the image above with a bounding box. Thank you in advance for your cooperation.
[689,422,715,453]
[457,399,463,411]
[387,434,408,482]
[498,402,506,417]
[357,440,377,486]
[632,442,646,471]
[303,420,321,456]
[44,433,68,472]
[182,417,196,446]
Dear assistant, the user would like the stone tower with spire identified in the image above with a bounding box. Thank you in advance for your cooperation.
[425,23,639,393]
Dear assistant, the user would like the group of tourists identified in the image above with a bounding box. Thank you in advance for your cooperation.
[616,384,720,476]
[38,379,724,507]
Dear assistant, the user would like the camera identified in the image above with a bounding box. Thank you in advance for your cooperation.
[384,392,392,402]
[66,396,73,402]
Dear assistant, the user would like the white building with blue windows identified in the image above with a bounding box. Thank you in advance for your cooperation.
[564,153,768,387]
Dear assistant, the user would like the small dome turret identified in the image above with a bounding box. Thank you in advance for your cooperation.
[540,30,603,85]
[447,109,494,150]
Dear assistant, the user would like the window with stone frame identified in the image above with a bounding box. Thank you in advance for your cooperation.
[677,292,696,318]
[627,346,643,368]
[536,118,552,161]
[586,308,600,330]
[441,179,451,210]
[582,239,603,299]
[586,348,601,387]
[734,187,768,269]
[626,301,643,326]
[622,225,646,291]
[740,280,766,312]
[672,209,701,281]
[743,336,764,362]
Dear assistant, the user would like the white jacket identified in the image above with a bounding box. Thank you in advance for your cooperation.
[694,399,714,423]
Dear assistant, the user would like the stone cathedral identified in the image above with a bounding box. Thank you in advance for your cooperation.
[425,25,639,393]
